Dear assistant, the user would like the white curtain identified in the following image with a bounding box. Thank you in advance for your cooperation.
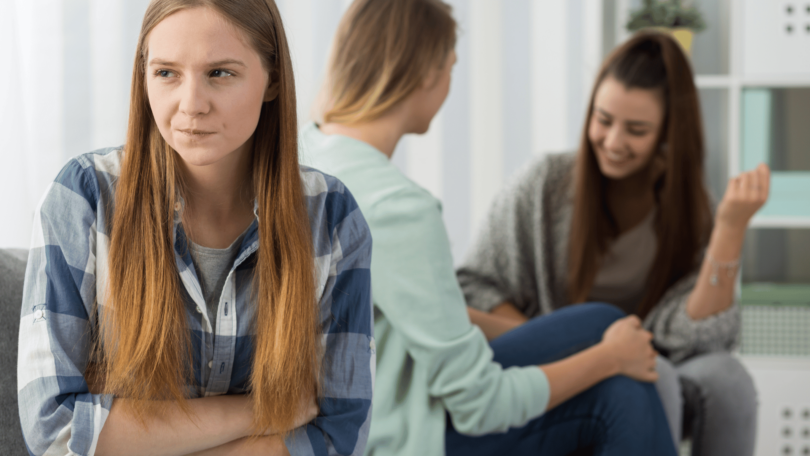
[1,0,606,261]
[1,0,152,249]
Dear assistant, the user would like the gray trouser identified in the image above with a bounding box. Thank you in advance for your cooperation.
[655,352,758,456]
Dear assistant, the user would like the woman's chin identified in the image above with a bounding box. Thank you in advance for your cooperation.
[597,159,643,181]
[172,147,228,168]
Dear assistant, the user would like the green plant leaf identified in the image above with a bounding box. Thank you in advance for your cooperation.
[625,0,706,32]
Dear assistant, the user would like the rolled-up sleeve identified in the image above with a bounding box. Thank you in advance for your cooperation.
[286,185,374,456]
[18,159,113,456]
[644,272,742,364]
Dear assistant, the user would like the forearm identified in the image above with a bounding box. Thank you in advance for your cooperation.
[96,395,254,456]
[185,435,290,456]
[467,307,524,341]
[686,223,745,320]
[540,343,619,411]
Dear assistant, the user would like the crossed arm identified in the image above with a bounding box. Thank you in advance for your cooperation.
[95,395,297,456]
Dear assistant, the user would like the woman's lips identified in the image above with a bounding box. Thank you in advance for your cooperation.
[177,129,216,140]
[603,148,631,164]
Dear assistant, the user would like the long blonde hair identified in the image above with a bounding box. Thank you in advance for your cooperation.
[322,0,457,124]
[100,0,318,435]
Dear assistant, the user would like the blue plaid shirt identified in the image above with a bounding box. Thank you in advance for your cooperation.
[17,147,374,456]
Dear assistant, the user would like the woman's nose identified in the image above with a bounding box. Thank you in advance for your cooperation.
[178,78,210,117]
[603,125,623,151]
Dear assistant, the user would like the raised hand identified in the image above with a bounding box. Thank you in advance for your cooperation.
[716,163,771,231]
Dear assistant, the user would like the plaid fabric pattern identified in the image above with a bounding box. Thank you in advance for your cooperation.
[18,147,374,456]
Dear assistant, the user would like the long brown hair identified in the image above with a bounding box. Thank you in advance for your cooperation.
[567,32,713,318]
[322,0,456,124]
[100,0,318,435]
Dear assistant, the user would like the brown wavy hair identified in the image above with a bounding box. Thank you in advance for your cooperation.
[567,32,713,318]
[98,0,318,435]
[322,0,456,124]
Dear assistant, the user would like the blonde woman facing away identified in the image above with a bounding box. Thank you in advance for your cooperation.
[459,33,766,456]
[17,1,373,455]
[301,1,677,455]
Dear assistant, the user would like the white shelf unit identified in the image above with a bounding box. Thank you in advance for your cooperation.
[695,2,810,454]
[741,356,810,456]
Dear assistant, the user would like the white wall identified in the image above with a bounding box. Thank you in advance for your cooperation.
[1,0,605,263]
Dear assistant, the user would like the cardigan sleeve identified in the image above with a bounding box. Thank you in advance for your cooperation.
[643,194,741,364]
[643,266,742,364]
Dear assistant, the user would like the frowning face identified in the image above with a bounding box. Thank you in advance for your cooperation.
[145,6,276,169]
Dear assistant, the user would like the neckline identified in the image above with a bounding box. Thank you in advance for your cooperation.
[308,122,391,162]
[614,207,657,242]
[189,229,248,256]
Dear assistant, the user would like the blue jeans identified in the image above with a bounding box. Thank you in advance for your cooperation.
[445,303,678,456]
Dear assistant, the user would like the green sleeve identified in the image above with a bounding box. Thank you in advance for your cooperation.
[368,186,550,435]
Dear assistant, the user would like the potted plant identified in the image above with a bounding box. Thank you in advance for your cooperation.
[626,0,706,55]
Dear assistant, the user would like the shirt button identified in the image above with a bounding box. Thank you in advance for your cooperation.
[33,310,43,320]
[208,361,213,369]
[369,339,376,351]
[174,202,181,212]
[196,306,202,313]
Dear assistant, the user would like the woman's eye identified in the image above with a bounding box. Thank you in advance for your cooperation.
[597,117,610,126]
[210,69,234,78]
[156,70,175,78]
[628,129,648,137]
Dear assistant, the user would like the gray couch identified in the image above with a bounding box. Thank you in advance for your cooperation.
[1,249,29,453]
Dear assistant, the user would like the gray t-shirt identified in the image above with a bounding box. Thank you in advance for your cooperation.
[190,231,246,334]
[588,209,658,314]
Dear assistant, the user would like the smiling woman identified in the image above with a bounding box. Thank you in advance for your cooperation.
[458,32,767,456]
[16,1,374,456]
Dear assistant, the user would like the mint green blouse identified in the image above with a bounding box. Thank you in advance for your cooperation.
[300,123,550,456]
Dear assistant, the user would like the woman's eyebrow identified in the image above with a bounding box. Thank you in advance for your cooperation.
[595,108,612,119]
[596,108,653,127]
[147,58,247,67]
[625,119,654,128]
[207,59,247,68]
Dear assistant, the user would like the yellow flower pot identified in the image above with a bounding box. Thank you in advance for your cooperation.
[647,27,695,56]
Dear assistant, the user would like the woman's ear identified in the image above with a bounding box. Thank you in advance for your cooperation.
[264,68,280,102]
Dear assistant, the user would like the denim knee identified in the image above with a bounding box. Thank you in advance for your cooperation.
[574,302,626,331]
[592,375,658,418]
[584,376,677,455]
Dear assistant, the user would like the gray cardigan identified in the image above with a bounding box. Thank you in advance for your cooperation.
[457,152,740,364]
